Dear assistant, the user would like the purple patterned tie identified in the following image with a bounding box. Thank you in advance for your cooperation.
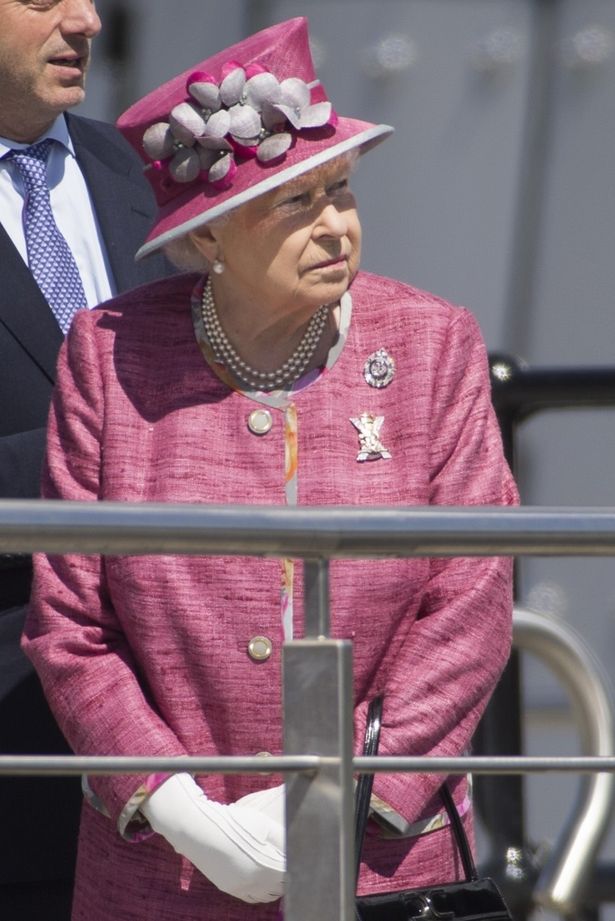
[10,139,87,333]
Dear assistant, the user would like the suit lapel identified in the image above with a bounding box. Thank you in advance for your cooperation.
[68,115,157,294]
[0,116,165,385]
[0,223,63,382]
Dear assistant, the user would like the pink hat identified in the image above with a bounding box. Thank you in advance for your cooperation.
[117,17,393,259]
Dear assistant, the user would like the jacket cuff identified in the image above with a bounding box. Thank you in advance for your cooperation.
[369,779,472,838]
[83,772,174,842]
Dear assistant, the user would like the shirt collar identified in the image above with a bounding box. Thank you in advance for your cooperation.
[0,114,75,159]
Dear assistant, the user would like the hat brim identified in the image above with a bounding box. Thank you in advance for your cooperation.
[136,117,393,260]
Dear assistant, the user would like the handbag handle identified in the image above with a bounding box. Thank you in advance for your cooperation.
[354,696,478,885]
[354,697,382,884]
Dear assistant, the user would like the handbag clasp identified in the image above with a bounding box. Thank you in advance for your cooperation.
[409,893,454,921]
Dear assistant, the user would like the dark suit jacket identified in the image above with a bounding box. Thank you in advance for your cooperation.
[0,113,173,889]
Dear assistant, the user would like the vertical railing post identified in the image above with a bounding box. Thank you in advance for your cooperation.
[304,558,331,638]
[283,558,355,921]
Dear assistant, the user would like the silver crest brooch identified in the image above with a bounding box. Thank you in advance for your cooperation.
[363,348,395,388]
[351,413,392,462]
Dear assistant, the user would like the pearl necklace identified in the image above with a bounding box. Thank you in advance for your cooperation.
[201,277,329,392]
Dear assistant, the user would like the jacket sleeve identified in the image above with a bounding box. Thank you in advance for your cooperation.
[22,311,189,830]
[355,307,518,825]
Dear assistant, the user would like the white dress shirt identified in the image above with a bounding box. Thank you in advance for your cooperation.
[0,114,116,309]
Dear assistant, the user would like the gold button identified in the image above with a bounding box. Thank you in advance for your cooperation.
[255,751,273,775]
[248,635,273,661]
[247,409,273,435]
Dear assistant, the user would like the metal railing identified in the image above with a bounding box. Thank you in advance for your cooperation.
[512,607,615,914]
[2,501,615,920]
[482,355,615,920]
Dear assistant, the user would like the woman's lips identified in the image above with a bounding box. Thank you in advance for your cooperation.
[312,256,347,270]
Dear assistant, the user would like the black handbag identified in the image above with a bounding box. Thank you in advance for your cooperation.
[355,697,514,921]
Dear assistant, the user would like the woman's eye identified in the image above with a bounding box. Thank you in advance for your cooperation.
[277,178,349,209]
[279,192,310,208]
[328,179,349,195]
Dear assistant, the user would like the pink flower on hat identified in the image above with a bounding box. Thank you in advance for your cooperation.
[141,60,333,190]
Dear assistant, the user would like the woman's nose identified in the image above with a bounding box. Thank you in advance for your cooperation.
[317,203,347,237]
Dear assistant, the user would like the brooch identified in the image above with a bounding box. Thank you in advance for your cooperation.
[351,413,392,462]
[363,349,395,388]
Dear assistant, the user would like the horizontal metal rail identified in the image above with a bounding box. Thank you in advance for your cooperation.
[5,500,615,556]
[2,755,615,776]
[490,356,615,422]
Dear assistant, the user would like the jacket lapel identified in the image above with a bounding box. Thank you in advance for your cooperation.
[68,115,158,294]
[0,223,63,382]
[0,115,165,386]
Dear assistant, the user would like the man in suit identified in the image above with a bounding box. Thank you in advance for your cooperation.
[0,1,173,917]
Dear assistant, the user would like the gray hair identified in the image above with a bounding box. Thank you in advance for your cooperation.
[162,235,210,272]
[162,212,231,272]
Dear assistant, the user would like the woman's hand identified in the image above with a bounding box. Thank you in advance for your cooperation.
[141,774,285,903]
[235,783,285,852]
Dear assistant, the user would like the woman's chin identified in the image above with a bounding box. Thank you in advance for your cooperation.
[310,271,352,305]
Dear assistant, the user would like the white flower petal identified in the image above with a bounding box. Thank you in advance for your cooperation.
[142,122,175,159]
[197,135,232,151]
[295,101,332,129]
[169,102,206,145]
[245,72,281,110]
[261,102,288,130]
[204,108,231,138]
[198,148,218,171]
[228,104,262,140]
[208,153,234,183]
[169,148,201,183]
[257,132,292,162]
[220,67,246,106]
[279,77,310,109]
[188,81,221,112]
[272,103,304,130]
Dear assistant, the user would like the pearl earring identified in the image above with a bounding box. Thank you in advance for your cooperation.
[212,258,225,275]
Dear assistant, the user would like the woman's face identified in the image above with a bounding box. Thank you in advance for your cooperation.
[197,156,362,317]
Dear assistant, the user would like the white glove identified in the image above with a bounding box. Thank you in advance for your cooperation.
[141,773,285,903]
[235,783,285,851]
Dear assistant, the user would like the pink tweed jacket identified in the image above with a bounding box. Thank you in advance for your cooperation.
[24,270,517,921]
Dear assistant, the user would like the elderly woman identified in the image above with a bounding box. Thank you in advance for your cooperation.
[23,16,518,921]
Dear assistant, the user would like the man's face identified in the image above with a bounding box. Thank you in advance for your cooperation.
[0,0,101,142]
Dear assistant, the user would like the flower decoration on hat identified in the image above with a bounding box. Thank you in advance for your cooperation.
[142,61,335,190]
